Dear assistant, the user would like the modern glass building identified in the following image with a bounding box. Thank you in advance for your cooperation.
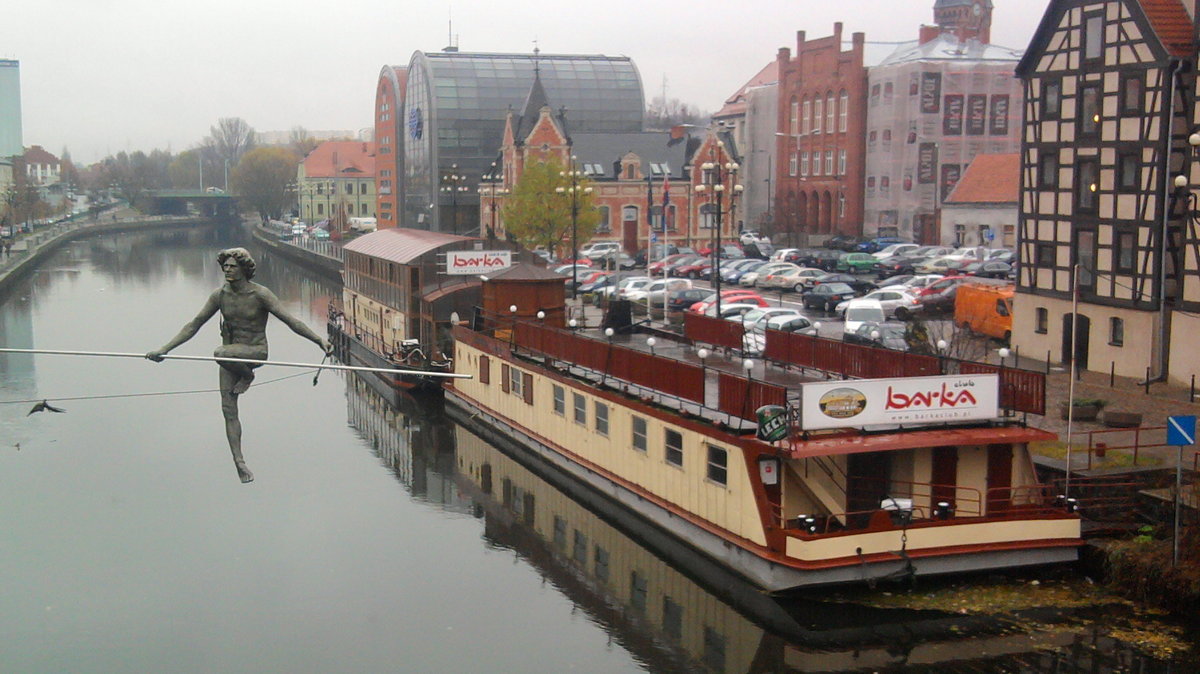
[0,59,22,159]
[401,50,644,232]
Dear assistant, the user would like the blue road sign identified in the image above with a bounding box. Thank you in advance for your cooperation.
[1167,415,1196,446]
[650,233,658,243]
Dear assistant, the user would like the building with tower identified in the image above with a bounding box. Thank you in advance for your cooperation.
[862,0,1023,244]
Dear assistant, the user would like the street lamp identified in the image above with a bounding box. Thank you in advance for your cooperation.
[479,162,507,240]
[696,140,743,320]
[555,154,592,300]
[441,164,468,234]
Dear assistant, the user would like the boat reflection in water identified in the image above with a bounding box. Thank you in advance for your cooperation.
[341,374,1175,672]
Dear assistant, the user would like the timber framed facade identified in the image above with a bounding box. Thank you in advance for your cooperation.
[1014,0,1196,383]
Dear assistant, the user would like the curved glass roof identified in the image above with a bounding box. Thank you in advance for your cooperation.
[402,51,644,232]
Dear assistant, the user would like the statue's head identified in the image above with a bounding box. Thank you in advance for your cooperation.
[217,248,256,280]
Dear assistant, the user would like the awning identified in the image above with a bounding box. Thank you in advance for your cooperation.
[787,425,1057,459]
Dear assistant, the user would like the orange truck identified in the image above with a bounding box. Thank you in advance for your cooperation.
[954,282,1014,343]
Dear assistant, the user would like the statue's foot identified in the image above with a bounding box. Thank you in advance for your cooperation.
[231,372,255,395]
[236,461,254,483]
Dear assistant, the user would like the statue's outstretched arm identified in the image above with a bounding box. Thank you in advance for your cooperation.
[146,290,221,361]
[261,287,331,354]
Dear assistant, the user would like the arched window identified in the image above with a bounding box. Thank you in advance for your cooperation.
[813,97,823,134]
[790,98,799,136]
[597,206,611,233]
[825,92,835,132]
[802,98,811,135]
[622,205,639,226]
[839,90,849,132]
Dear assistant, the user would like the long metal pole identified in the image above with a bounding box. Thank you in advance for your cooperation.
[0,348,472,379]
[1065,263,1080,497]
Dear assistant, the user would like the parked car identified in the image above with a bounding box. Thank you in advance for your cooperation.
[959,260,1013,279]
[843,321,909,351]
[836,287,921,321]
[855,236,909,254]
[742,314,816,356]
[955,282,1015,342]
[728,306,803,329]
[629,278,694,304]
[593,251,638,270]
[740,229,769,246]
[912,275,984,314]
[801,282,859,312]
[666,287,714,312]
[742,241,775,259]
[762,266,825,293]
[839,299,888,335]
[741,261,795,288]
[311,228,330,241]
[706,302,763,320]
[567,269,608,291]
[581,241,621,260]
[553,263,593,278]
[690,290,769,314]
[648,253,697,276]
[871,243,920,259]
[722,259,767,284]
[913,256,967,275]
[612,275,653,300]
[810,272,876,294]
[756,263,801,290]
[673,257,712,278]
[835,252,877,274]
[770,248,800,262]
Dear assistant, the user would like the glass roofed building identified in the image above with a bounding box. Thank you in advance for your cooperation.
[401,50,644,233]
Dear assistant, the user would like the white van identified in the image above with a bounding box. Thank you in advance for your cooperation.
[349,217,377,233]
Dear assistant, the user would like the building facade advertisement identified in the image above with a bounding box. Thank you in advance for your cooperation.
[799,374,1000,430]
[917,143,939,184]
[445,250,512,275]
[920,72,942,113]
[940,163,963,201]
[966,94,988,135]
[943,94,964,135]
[989,94,1010,135]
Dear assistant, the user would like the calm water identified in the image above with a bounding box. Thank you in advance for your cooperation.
[1,228,1193,673]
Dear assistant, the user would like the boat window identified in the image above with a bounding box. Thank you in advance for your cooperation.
[573,393,587,424]
[594,546,610,583]
[662,597,683,641]
[594,402,609,436]
[630,571,648,613]
[665,429,683,467]
[572,530,588,564]
[508,366,523,397]
[553,385,565,415]
[631,416,647,452]
[706,445,728,486]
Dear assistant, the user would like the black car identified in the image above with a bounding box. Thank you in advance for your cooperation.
[826,235,866,252]
[843,321,909,351]
[873,253,926,277]
[666,287,712,312]
[810,272,875,294]
[576,273,615,294]
[801,282,859,312]
[742,241,775,259]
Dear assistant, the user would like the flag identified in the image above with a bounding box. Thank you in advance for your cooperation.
[646,176,653,230]
[661,174,670,233]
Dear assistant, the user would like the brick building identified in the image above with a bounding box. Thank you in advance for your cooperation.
[774,23,868,245]
[374,65,407,229]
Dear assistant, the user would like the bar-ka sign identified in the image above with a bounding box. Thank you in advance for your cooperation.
[446,250,512,275]
[799,374,999,430]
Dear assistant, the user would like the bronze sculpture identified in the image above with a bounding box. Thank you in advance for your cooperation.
[146,248,330,482]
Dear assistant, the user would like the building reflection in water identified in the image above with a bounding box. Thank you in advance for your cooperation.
[338,372,1187,672]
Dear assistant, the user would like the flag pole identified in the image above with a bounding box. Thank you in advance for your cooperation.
[0,348,472,379]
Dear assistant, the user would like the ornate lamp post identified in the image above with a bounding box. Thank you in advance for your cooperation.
[479,162,507,240]
[441,163,468,234]
[695,140,742,320]
[556,154,592,300]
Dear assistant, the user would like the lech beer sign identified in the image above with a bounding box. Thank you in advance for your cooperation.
[756,405,789,442]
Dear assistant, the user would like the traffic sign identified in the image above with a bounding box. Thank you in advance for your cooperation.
[1167,415,1195,446]
[650,233,658,243]
[985,229,995,241]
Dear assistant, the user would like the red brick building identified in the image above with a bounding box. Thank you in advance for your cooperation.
[774,23,868,243]
[374,65,407,229]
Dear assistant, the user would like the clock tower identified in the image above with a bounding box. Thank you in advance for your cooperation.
[933,0,993,44]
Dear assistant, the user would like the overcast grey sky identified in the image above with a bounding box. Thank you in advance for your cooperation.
[3,1,1044,163]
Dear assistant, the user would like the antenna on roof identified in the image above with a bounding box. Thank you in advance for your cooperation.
[443,7,458,52]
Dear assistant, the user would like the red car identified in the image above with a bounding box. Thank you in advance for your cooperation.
[689,290,769,313]
[673,259,713,278]
[648,253,695,275]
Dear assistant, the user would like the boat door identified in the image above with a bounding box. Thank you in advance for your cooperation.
[985,444,1013,515]
[846,452,891,524]
[931,446,958,508]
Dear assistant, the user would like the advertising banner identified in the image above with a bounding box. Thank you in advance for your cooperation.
[799,374,1000,430]
[989,95,1010,135]
[445,250,512,275]
[920,72,942,113]
[943,94,964,135]
[917,143,938,184]
[966,94,988,135]
[940,164,963,202]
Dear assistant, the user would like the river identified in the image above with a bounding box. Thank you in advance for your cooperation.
[1,227,1194,672]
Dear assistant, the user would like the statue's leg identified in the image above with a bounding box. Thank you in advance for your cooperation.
[214,345,258,395]
[219,367,253,483]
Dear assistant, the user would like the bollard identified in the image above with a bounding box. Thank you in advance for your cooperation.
[1145,366,1151,395]
[1192,374,1195,403]
[1110,361,1115,387]
[1047,350,1052,374]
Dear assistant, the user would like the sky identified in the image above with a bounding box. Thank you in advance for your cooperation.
[3,0,1046,164]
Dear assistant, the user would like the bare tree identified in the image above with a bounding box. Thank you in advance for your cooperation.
[289,126,320,159]
[645,96,710,131]
[202,117,257,190]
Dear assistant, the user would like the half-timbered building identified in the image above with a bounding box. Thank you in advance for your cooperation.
[1013,0,1195,383]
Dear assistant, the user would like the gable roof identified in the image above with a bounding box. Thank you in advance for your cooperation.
[1017,0,1193,76]
[302,141,376,178]
[343,226,478,263]
[714,60,779,119]
[944,153,1019,204]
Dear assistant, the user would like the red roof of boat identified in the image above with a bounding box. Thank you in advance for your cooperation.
[343,227,480,264]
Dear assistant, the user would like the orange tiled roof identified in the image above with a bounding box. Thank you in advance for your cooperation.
[303,141,376,178]
[944,153,1019,204]
[1141,0,1195,58]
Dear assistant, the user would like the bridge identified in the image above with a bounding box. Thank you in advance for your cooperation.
[143,189,238,218]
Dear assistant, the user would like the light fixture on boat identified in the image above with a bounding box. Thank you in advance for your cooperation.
[998,347,1010,367]
[604,327,614,339]
[934,501,955,520]
[742,358,754,373]
[568,319,578,329]
[812,322,822,336]
[697,347,709,370]
[536,311,546,320]
[509,305,517,313]
[646,336,656,355]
